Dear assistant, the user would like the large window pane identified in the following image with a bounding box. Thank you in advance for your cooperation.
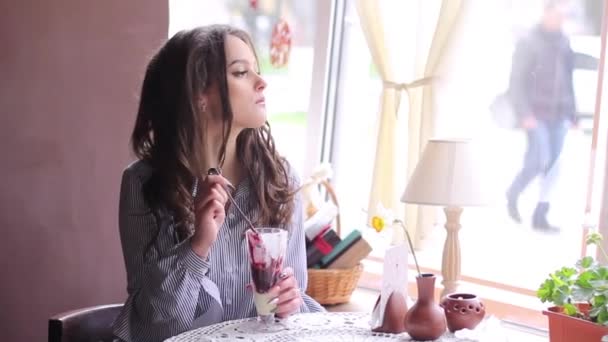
[330,0,606,295]
[430,0,603,290]
[329,0,382,243]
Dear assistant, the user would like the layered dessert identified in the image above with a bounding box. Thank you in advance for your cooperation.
[246,229,287,318]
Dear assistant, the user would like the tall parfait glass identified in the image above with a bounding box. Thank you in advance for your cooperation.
[246,227,288,329]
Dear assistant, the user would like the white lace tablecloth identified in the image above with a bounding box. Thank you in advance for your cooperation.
[165,312,509,342]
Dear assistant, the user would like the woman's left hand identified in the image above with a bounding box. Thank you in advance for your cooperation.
[271,267,302,318]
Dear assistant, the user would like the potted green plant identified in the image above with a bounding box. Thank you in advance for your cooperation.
[537,232,608,342]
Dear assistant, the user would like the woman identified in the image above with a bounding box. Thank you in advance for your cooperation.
[112,25,323,342]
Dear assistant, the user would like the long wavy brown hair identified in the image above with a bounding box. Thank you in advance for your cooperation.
[131,25,294,240]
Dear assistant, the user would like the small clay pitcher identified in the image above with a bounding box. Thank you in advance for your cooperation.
[440,293,485,332]
[404,274,446,340]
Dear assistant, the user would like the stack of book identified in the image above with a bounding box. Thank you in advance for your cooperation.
[305,226,372,269]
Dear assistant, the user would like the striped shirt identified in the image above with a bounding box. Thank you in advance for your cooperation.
[112,160,324,342]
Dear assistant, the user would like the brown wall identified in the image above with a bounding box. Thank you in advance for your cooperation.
[0,1,168,341]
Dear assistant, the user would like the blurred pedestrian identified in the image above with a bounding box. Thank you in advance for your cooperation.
[506,0,577,232]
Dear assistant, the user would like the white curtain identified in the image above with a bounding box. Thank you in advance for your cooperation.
[356,0,464,245]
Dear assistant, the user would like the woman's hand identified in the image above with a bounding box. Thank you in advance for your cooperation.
[270,267,302,318]
[190,174,232,258]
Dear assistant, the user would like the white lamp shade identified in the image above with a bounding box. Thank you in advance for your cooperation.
[401,138,490,207]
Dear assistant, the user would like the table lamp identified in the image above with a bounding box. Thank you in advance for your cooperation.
[401,138,489,297]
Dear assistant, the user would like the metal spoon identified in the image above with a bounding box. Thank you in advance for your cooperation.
[206,168,258,235]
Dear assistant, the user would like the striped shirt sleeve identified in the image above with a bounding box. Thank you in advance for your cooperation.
[112,161,324,341]
[112,166,223,342]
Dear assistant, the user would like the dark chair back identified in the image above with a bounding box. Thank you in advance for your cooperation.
[48,304,123,342]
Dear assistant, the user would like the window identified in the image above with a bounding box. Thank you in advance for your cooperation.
[328,0,608,328]
[429,0,605,291]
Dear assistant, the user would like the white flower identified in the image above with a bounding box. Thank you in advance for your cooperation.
[370,203,395,232]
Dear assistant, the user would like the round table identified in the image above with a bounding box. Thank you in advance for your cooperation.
[165,312,499,341]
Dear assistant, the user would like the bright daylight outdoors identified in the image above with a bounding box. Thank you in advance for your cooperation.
[330,0,607,307]
[421,0,605,291]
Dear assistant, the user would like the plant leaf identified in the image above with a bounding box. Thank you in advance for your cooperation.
[596,267,608,280]
[538,267,578,305]
[558,267,578,279]
[590,280,608,292]
[598,308,608,325]
[537,279,555,303]
[572,285,594,302]
[563,303,578,316]
[590,304,603,317]
[551,286,571,306]
[576,270,597,288]
[577,256,595,269]
[593,295,607,308]
[587,232,603,246]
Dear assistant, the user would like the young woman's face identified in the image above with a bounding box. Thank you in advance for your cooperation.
[222,34,267,130]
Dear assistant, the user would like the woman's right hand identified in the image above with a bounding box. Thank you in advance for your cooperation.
[190,174,233,258]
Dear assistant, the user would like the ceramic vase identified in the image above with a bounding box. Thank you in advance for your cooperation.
[404,273,446,340]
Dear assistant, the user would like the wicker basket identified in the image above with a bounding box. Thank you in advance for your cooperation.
[304,179,363,305]
[306,264,364,305]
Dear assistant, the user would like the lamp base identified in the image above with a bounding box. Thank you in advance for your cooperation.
[441,206,463,298]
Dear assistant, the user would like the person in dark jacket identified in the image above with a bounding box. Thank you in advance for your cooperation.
[506,0,577,232]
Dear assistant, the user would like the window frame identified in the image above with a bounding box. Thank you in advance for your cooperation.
[317,0,608,331]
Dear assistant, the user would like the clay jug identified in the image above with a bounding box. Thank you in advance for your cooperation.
[404,274,446,340]
[441,293,485,332]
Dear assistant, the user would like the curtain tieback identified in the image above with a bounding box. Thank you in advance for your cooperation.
[383,76,434,91]
[383,76,435,117]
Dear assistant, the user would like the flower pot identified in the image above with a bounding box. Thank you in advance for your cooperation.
[543,304,608,342]
[440,293,485,332]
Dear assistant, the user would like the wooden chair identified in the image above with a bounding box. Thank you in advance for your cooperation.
[48,304,123,342]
